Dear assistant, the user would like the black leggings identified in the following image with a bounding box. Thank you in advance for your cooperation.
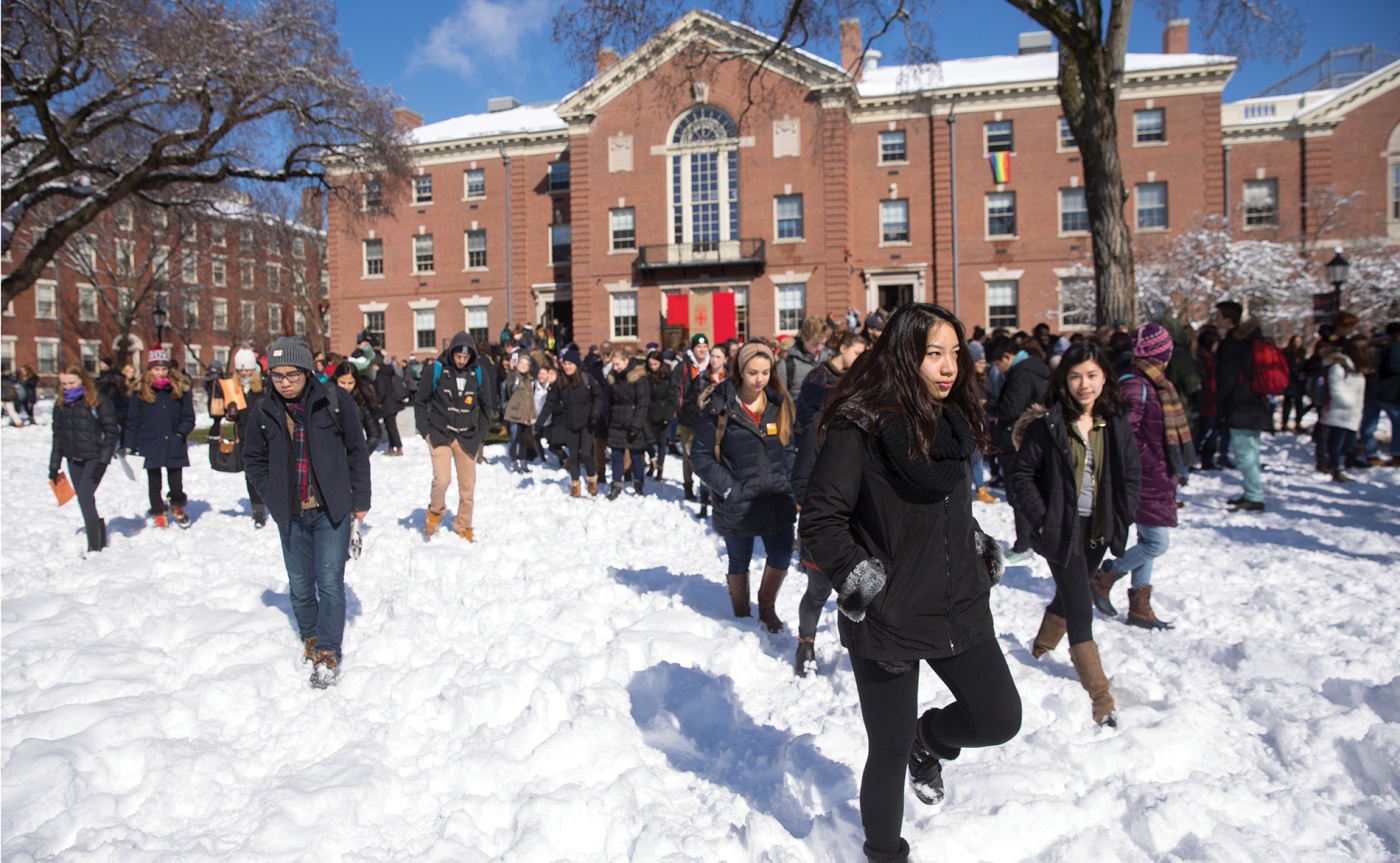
[850,639,1021,855]
[797,563,831,640]
[382,412,403,449]
[1280,395,1308,429]
[1047,516,1107,646]
[68,457,106,543]
[147,467,186,514]
[648,421,670,472]
[553,427,596,481]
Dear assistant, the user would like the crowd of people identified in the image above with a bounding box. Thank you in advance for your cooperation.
[22,300,1399,863]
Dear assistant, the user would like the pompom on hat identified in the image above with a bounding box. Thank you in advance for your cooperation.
[1132,322,1174,364]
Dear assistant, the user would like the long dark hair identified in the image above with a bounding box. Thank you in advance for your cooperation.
[1043,341,1124,421]
[335,365,380,414]
[645,350,670,384]
[818,303,990,458]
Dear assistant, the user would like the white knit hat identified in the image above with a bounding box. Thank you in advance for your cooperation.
[233,348,259,371]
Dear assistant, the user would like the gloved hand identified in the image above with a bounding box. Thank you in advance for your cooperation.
[626,426,639,442]
[49,468,59,484]
[225,404,238,421]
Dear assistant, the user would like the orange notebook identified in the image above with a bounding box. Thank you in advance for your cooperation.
[219,378,248,411]
[50,472,75,506]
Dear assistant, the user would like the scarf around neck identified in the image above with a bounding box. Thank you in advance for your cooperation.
[284,397,310,503]
[877,403,977,501]
[1133,358,1195,477]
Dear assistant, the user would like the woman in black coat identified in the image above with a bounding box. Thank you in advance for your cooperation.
[604,349,651,498]
[681,344,727,514]
[541,347,603,496]
[643,350,676,480]
[50,364,120,552]
[333,364,383,455]
[691,342,798,634]
[219,349,270,526]
[124,350,196,528]
[800,304,1019,863]
[1005,340,1141,728]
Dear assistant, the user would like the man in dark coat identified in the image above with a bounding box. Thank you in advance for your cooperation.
[670,333,711,501]
[414,331,496,540]
[243,337,371,689]
[985,338,1051,557]
[1213,301,1269,511]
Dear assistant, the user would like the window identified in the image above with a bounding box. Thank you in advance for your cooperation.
[550,225,571,264]
[413,174,433,204]
[776,283,806,332]
[181,249,198,283]
[610,291,638,339]
[1058,276,1095,330]
[115,204,133,231]
[241,301,256,331]
[363,180,382,210]
[879,130,907,163]
[80,340,101,374]
[364,239,384,276]
[213,346,230,369]
[181,221,198,243]
[0,338,14,374]
[415,308,436,350]
[734,287,749,341]
[1243,179,1278,227]
[35,281,56,319]
[37,338,59,374]
[292,237,305,260]
[985,120,1013,153]
[153,209,169,230]
[152,244,172,280]
[212,223,226,247]
[78,286,98,322]
[211,258,227,286]
[1135,109,1165,144]
[294,309,306,336]
[213,298,228,330]
[268,263,283,291]
[1060,188,1089,233]
[269,305,283,333]
[183,345,200,371]
[775,195,803,240]
[241,225,254,245]
[465,168,485,199]
[466,230,487,268]
[414,234,434,273]
[987,280,1019,329]
[1392,164,1400,220]
[1136,182,1168,229]
[880,200,910,243]
[466,306,490,345]
[987,192,1017,237]
[1058,117,1077,150]
[241,259,256,288]
[183,296,199,328]
[115,239,134,277]
[548,162,570,193]
[671,107,741,248]
[610,208,636,250]
[363,311,385,346]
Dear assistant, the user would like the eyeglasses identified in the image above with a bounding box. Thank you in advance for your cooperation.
[269,371,306,384]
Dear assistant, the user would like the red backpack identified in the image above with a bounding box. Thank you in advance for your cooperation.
[1249,339,1290,397]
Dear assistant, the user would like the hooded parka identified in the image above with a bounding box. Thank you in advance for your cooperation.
[606,363,652,449]
[690,380,797,539]
[414,332,497,454]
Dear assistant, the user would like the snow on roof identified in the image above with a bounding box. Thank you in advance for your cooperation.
[858,51,1234,97]
[720,15,849,76]
[1294,57,1400,119]
[411,103,567,146]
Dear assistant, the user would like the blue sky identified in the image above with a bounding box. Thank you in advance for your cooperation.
[335,0,1400,124]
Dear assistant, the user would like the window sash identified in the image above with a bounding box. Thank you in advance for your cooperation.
[413,175,433,203]
[610,208,636,250]
[548,162,570,192]
[466,230,487,267]
[776,195,803,239]
[880,200,910,242]
[985,121,1013,153]
[1135,110,1165,143]
[879,131,907,162]
[1136,183,1168,228]
[987,193,1017,236]
[1060,188,1089,233]
[465,169,486,198]
[414,235,434,272]
[551,225,571,263]
[611,292,638,338]
[213,299,228,330]
[1243,180,1278,226]
[986,280,1019,329]
[365,239,384,275]
[78,287,99,322]
[1058,117,1077,149]
[776,284,805,332]
[415,309,436,350]
[363,181,382,209]
[363,311,385,344]
[35,283,56,318]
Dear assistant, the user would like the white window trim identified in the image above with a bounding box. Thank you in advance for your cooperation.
[608,288,640,342]
[878,130,909,165]
[413,173,434,206]
[982,277,1021,331]
[408,299,441,311]
[79,338,103,369]
[463,229,489,272]
[862,267,928,312]
[77,283,99,323]
[1241,178,1280,231]
[35,336,61,374]
[463,168,487,201]
[549,225,572,265]
[774,282,807,336]
[1132,109,1168,148]
[35,280,58,320]
[458,295,494,308]
[609,207,637,254]
[773,194,805,244]
[184,344,202,370]
[413,234,435,275]
[362,238,385,280]
[1057,187,1090,238]
[213,298,229,331]
[983,120,1015,156]
[212,256,228,287]
[1,336,17,374]
[985,192,1018,240]
[1053,268,1097,333]
[1134,182,1170,232]
[1055,117,1078,153]
[878,199,912,247]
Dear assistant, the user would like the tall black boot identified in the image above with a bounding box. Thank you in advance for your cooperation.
[86,519,105,553]
[862,838,910,863]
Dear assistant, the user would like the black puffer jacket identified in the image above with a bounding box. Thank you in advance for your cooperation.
[987,354,1050,453]
[691,381,796,539]
[1214,319,1271,431]
[800,418,995,661]
[542,373,603,433]
[414,331,497,452]
[1004,404,1141,567]
[791,361,844,502]
[605,363,652,449]
[647,370,676,424]
[50,395,119,474]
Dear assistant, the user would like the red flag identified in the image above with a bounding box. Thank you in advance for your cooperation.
[666,293,689,328]
[712,292,736,343]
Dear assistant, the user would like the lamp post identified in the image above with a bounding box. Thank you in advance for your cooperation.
[152,300,168,348]
[1325,249,1350,322]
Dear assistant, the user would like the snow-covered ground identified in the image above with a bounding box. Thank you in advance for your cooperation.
[3,409,1398,862]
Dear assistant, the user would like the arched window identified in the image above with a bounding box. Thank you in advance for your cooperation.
[670,107,740,249]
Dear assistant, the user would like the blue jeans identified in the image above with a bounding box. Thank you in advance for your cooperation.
[279,508,352,658]
[1327,426,1358,472]
[1360,400,1400,458]
[971,452,987,489]
[1109,524,1171,588]
[1229,428,1263,503]
[610,447,646,484]
[723,529,795,574]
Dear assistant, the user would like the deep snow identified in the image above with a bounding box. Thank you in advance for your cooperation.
[3,409,1398,862]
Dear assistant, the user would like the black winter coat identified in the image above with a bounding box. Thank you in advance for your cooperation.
[414,337,497,452]
[375,365,405,417]
[800,419,995,661]
[606,364,652,449]
[125,385,196,469]
[1215,320,1271,431]
[672,356,710,428]
[791,361,844,502]
[646,371,677,424]
[243,381,372,528]
[50,395,119,475]
[1004,404,1141,567]
[1376,337,1400,405]
[691,381,797,539]
[987,355,1050,453]
[542,374,602,433]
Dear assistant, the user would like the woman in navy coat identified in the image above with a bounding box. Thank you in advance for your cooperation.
[124,348,196,528]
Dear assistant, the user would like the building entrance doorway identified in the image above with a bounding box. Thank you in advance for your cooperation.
[546,300,573,346]
[878,283,914,313]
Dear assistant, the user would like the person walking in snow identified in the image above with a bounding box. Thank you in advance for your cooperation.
[1213,301,1270,511]
[414,331,496,541]
[985,337,1051,562]
[243,337,371,689]
[333,364,383,455]
[124,349,196,529]
[603,348,651,499]
[800,304,1019,863]
[1320,335,1370,483]
[643,350,676,481]
[1007,340,1141,728]
[502,352,538,473]
[49,364,119,553]
[671,333,712,502]
[1089,323,1190,630]
[541,346,603,497]
[692,342,798,634]
[682,343,728,518]
[220,348,271,527]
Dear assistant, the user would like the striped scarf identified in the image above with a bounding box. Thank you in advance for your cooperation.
[1134,358,1195,478]
[285,400,310,503]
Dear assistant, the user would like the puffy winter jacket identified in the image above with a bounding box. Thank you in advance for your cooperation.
[691,381,797,539]
[672,355,711,427]
[541,373,602,433]
[1214,319,1271,431]
[1321,355,1365,432]
[781,343,825,394]
[646,370,677,424]
[125,384,196,469]
[414,331,497,452]
[605,364,652,449]
[791,361,844,502]
[1117,365,1178,528]
[987,354,1050,454]
[1376,338,1400,405]
[502,369,536,425]
[50,395,119,475]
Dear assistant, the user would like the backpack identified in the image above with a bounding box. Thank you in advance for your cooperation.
[389,369,409,405]
[1248,339,1290,397]
[432,361,483,392]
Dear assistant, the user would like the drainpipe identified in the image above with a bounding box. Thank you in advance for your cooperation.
[946,94,960,318]
[499,142,513,333]
[1222,143,1231,224]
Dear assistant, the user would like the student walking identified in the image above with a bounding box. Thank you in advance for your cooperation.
[604,348,651,498]
[1322,335,1370,483]
[643,350,676,480]
[414,331,496,540]
[220,348,271,527]
[541,346,603,497]
[124,349,196,528]
[801,304,1019,863]
[243,337,371,689]
[49,364,119,553]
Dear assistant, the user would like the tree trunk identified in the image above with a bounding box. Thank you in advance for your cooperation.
[1080,115,1136,328]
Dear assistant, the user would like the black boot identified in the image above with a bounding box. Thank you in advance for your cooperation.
[794,637,815,677]
[252,502,267,528]
[632,479,644,496]
[862,838,910,863]
[86,519,104,553]
[908,709,948,805]
[607,481,624,500]
[98,518,107,550]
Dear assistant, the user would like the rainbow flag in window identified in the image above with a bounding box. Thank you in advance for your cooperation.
[988,152,1011,184]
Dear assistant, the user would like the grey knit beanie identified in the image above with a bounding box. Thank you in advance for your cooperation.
[266,337,315,372]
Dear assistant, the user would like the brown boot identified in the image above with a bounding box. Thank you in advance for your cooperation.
[424,510,443,537]
[726,572,751,618]
[570,480,581,498]
[756,565,787,633]
[1030,609,1067,658]
[301,635,318,664]
[1068,641,1117,727]
[1127,585,1174,630]
[456,527,474,542]
[587,476,599,496]
[1090,563,1127,616]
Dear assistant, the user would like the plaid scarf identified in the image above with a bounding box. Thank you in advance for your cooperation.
[1133,358,1195,478]
[285,399,310,502]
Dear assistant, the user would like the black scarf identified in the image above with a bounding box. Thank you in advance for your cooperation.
[878,404,976,501]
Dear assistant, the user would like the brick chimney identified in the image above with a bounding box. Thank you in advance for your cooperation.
[392,107,423,132]
[596,46,621,76]
[299,187,324,229]
[1163,18,1189,54]
[840,17,863,80]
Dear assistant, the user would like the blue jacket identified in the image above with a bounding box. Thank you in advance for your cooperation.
[125,385,196,469]
[243,380,372,527]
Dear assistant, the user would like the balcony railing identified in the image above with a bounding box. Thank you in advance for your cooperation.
[635,238,765,270]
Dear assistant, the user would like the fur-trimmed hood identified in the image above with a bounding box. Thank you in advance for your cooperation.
[1011,403,1049,451]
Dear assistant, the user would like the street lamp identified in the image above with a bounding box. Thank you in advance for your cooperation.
[152,300,168,348]
[1326,249,1350,320]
